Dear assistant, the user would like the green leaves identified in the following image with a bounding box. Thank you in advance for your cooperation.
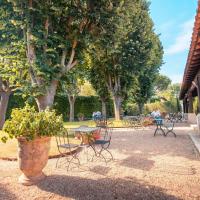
[2,104,64,142]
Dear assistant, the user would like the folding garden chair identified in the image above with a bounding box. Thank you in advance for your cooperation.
[94,117,107,128]
[91,125,114,163]
[154,118,165,136]
[55,129,81,171]
[163,119,176,137]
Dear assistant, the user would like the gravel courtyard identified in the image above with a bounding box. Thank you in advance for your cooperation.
[1,126,200,200]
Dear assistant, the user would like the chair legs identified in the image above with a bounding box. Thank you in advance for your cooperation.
[165,129,176,137]
[154,126,165,136]
[56,152,81,171]
[154,125,176,138]
[88,144,113,164]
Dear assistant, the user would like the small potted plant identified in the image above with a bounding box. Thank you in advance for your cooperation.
[2,105,64,186]
[77,113,84,121]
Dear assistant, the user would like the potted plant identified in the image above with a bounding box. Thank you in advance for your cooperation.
[77,113,84,121]
[2,105,64,186]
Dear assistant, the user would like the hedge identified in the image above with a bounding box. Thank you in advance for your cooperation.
[54,95,114,120]
[6,94,114,121]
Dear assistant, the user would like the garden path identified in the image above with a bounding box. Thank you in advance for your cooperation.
[0,125,200,200]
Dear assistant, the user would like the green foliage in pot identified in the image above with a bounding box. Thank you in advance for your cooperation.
[1,105,64,143]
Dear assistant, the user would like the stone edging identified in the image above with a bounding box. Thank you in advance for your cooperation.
[189,132,200,155]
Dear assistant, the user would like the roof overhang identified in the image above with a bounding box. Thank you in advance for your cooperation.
[179,0,200,100]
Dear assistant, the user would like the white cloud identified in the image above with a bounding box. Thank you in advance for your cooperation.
[165,18,194,55]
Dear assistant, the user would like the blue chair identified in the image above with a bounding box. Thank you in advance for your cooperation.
[154,117,165,136]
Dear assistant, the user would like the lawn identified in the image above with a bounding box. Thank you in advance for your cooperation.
[64,119,126,128]
[0,132,81,160]
[0,119,125,160]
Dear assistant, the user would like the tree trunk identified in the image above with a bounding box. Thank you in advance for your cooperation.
[0,92,10,129]
[36,80,58,111]
[101,99,107,118]
[113,95,121,120]
[138,103,144,114]
[68,96,75,122]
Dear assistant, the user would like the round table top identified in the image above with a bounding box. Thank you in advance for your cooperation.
[71,127,99,133]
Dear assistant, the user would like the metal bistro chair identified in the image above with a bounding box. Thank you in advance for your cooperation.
[55,129,81,171]
[130,116,144,129]
[92,124,114,163]
[94,116,107,128]
[154,118,165,136]
[163,119,176,137]
[154,118,176,137]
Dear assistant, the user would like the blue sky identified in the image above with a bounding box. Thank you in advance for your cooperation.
[149,0,197,83]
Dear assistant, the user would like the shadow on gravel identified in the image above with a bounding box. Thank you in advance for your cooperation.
[90,165,111,176]
[120,154,155,171]
[111,129,200,161]
[37,175,181,200]
[0,184,16,200]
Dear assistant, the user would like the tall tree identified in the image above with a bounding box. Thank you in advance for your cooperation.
[0,2,28,128]
[61,71,82,122]
[89,66,110,118]
[154,74,171,92]
[1,0,112,111]
[87,0,162,120]
[0,44,27,129]
[127,33,163,113]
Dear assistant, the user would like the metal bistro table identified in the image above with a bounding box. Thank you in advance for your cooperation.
[71,126,100,157]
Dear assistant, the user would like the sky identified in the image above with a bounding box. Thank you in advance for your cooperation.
[149,0,197,83]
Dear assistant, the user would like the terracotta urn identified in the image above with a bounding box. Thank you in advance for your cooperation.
[17,136,51,186]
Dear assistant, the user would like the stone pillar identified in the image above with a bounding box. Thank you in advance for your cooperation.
[188,92,193,113]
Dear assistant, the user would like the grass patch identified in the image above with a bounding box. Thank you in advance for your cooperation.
[64,119,125,128]
[0,119,126,159]
[0,130,80,160]
[64,120,96,128]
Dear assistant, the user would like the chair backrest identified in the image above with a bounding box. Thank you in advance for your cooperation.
[95,117,107,127]
[55,130,71,153]
[163,119,175,129]
[100,126,113,142]
[154,117,163,125]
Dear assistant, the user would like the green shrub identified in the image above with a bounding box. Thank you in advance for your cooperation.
[145,99,181,114]
[6,94,114,121]
[145,102,167,113]
[2,105,64,143]
[54,95,113,120]
[123,103,139,115]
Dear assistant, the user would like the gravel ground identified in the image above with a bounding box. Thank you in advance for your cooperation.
[0,125,200,200]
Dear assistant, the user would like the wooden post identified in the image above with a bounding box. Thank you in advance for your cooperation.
[183,99,186,113]
[188,92,193,113]
[184,98,188,113]
[196,76,200,111]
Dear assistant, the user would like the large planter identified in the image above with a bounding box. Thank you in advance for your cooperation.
[17,136,51,186]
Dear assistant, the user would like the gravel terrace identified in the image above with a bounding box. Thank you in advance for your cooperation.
[1,125,200,200]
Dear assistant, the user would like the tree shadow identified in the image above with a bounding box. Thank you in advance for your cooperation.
[37,175,181,200]
[120,154,155,171]
[89,165,111,176]
[0,184,16,200]
[111,129,200,161]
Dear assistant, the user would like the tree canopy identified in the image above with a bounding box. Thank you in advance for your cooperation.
[0,0,164,121]
[85,0,163,119]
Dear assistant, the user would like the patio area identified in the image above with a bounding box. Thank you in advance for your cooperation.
[0,125,200,200]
